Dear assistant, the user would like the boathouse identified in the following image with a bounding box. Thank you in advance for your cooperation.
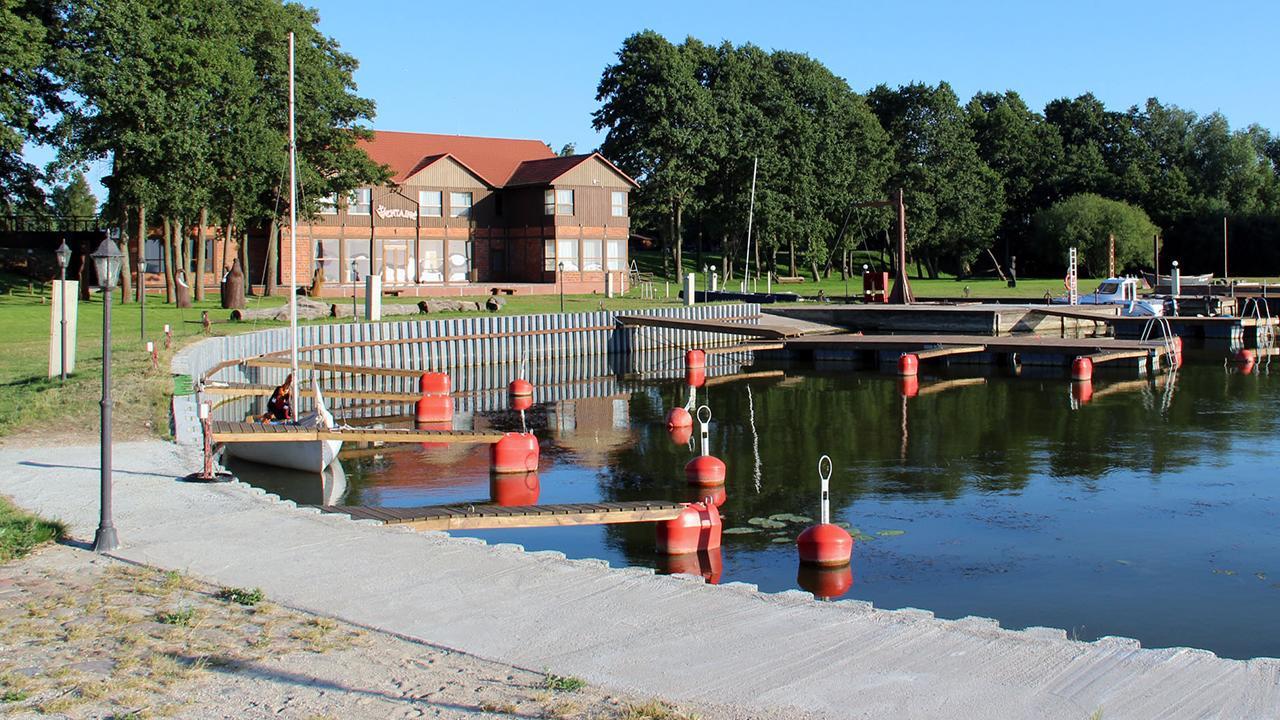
[280,131,638,297]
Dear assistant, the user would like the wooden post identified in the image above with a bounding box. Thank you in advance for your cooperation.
[887,188,913,304]
[1223,215,1228,280]
[1153,234,1160,276]
[1108,234,1116,277]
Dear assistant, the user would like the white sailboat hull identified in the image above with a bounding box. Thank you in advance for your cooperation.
[224,435,342,474]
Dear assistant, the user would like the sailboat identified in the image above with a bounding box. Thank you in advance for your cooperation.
[222,32,342,473]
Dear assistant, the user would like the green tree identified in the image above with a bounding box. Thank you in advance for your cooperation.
[1031,193,1158,276]
[50,171,98,217]
[868,82,1004,277]
[0,0,62,210]
[594,30,717,279]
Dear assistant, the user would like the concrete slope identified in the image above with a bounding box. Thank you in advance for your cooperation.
[1,442,1276,720]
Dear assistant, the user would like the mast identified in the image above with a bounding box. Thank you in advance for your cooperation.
[287,32,299,416]
[742,156,758,290]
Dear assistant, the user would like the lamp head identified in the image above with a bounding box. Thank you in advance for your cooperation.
[90,236,124,290]
[55,240,72,270]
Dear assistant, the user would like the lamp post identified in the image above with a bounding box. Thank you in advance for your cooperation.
[91,236,124,553]
[55,240,72,381]
[350,261,359,320]
[558,262,565,313]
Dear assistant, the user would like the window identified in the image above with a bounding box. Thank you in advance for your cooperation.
[347,188,371,215]
[582,239,602,272]
[144,236,166,274]
[449,191,472,218]
[543,189,555,216]
[557,239,579,271]
[611,191,627,217]
[419,239,445,282]
[544,189,574,215]
[314,239,340,283]
[447,239,471,281]
[319,193,338,215]
[544,239,556,271]
[346,239,371,281]
[606,239,626,271]
[489,239,506,275]
[418,190,442,217]
[382,240,413,284]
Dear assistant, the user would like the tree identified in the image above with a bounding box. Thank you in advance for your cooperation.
[0,0,62,210]
[1031,193,1158,276]
[50,171,98,217]
[557,143,576,156]
[868,82,1004,276]
[594,31,717,279]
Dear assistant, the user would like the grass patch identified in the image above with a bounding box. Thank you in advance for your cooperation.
[0,495,64,563]
[542,671,587,693]
[621,700,699,719]
[214,586,264,606]
[155,608,196,627]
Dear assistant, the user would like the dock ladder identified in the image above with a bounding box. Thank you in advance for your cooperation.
[1241,297,1275,347]
[1139,316,1178,372]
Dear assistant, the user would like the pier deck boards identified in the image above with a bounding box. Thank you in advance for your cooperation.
[211,421,504,444]
[245,357,426,377]
[784,334,1162,356]
[318,500,685,530]
[767,304,1118,337]
[202,382,419,402]
[617,314,840,339]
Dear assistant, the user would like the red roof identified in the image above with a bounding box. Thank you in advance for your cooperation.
[358,131,556,187]
[506,153,640,188]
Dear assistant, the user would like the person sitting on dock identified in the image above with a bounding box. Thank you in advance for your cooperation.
[260,374,294,423]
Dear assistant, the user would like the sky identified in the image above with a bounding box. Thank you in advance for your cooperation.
[38,0,1280,201]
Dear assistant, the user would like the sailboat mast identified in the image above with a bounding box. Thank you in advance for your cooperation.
[743,156,758,290]
[288,32,300,416]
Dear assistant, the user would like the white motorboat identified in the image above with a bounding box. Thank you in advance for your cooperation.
[1052,277,1165,316]
[218,33,342,473]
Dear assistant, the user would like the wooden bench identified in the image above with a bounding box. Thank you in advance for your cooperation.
[776,276,806,284]
[490,287,518,296]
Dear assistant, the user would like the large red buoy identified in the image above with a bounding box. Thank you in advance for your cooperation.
[899,376,919,398]
[686,484,726,507]
[490,471,540,506]
[415,394,454,423]
[668,423,693,445]
[796,456,854,568]
[1171,336,1183,354]
[685,349,706,370]
[685,406,726,487]
[658,548,723,584]
[685,366,706,389]
[897,353,919,377]
[655,500,722,555]
[490,432,540,474]
[508,378,533,397]
[419,372,450,396]
[666,406,693,429]
[1071,356,1093,382]
[1234,348,1256,364]
[796,564,853,600]
[510,394,533,412]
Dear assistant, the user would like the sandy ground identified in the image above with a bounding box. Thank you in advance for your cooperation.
[0,544,720,720]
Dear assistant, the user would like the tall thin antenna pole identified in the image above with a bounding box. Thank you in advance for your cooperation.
[742,156,758,291]
[288,32,299,416]
[1223,215,1228,280]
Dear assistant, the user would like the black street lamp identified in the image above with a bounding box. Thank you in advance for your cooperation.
[558,262,565,313]
[350,261,359,320]
[55,240,72,381]
[91,236,125,553]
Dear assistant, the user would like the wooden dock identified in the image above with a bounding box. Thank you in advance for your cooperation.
[202,382,420,402]
[317,500,685,531]
[616,314,841,339]
[211,421,504,444]
[767,304,1117,337]
[781,334,1171,370]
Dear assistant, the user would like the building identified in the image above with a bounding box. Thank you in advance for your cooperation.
[281,131,638,297]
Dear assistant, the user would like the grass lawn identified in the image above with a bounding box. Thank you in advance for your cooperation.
[0,495,63,563]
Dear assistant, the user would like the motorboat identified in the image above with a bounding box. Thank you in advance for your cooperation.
[1053,276,1165,316]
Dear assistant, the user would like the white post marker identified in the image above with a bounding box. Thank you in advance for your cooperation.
[818,454,832,525]
[697,405,712,457]
[683,273,695,306]
[1068,247,1079,306]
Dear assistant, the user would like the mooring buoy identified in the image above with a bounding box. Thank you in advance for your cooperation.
[491,432,539,474]
[684,406,726,487]
[655,498,722,555]
[796,456,853,567]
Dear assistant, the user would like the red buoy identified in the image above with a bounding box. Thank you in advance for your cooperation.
[490,432,539,474]
[508,378,533,397]
[419,372,450,396]
[1071,356,1093,382]
[510,394,533,412]
[666,406,693,429]
[1234,348,1256,364]
[1171,336,1183,353]
[416,419,453,449]
[658,548,722,584]
[1071,380,1093,405]
[686,484,726,507]
[796,456,853,567]
[899,376,919,398]
[415,394,454,423]
[655,500,722,554]
[668,423,693,445]
[796,564,854,600]
[685,455,726,486]
[685,349,706,370]
[897,353,919,377]
[490,471,540,506]
[685,366,706,389]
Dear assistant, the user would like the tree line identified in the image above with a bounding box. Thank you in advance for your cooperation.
[1,0,386,303]
[594,31,1280,279]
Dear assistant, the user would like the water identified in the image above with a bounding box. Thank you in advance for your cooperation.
[233,358,1280,659]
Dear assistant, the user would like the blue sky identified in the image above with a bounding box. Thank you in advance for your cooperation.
[42,0,1280,200]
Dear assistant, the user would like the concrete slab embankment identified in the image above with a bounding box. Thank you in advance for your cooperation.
[1,441,1276,720]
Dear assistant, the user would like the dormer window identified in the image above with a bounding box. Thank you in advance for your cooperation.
[347,188,371,215]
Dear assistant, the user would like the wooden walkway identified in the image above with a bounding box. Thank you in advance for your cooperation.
[785,334,1172,371]
[317,500,685,531]
[202,382,419,402]
[617,314,840,339]
[211,421,504,444]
